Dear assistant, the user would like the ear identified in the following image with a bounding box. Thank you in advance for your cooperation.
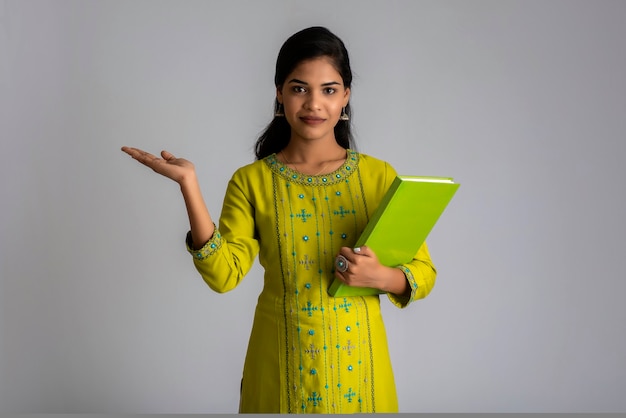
[343,87,351,107]
[276,87,283,104]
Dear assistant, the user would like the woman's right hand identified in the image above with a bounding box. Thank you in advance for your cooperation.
[121,147,195,185]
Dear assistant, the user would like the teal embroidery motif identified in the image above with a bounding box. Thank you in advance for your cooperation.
[264,150,359,186]
[296,209,312,222]
[302,301,319,317]
[338,298,352,313]
[344,388,356,403]
[308,392,322,407]
[333,206,350,218]
[189,229,222,260]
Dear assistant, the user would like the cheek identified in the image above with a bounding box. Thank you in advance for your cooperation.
[331,102,344,116]
[282,97,300,113]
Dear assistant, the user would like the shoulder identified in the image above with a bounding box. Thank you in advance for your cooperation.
[222,158,271,196]
[357,152,395,172]
[230,157,271,180]
[355,152,398,186]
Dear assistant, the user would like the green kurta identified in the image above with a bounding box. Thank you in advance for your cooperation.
[187,150,437,413]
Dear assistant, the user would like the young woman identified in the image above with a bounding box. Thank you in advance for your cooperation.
[122,26,437,414]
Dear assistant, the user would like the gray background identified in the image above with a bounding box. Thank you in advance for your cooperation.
[1,0,625,413]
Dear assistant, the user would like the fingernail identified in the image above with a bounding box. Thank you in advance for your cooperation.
[353,247,361,253]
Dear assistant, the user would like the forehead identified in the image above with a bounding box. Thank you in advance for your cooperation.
[286,57,344,84]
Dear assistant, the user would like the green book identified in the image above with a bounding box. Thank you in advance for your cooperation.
[328,175,460,297]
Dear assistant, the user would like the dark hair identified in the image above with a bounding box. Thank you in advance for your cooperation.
[254,26,355,160]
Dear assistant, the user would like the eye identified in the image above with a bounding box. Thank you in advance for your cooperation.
[292,86,306,93]
[323,87,336,94]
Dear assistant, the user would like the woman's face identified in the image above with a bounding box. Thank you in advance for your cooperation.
[277,57,350,144]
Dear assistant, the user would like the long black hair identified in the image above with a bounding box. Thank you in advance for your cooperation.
[254,26,355,160]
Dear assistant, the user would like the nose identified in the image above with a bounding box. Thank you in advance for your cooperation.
[304,90,321,110]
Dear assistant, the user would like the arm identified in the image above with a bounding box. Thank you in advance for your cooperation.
[121,146,259,293]
[186,169,260,293]
[121,147,215,248]
[179,171,215,249]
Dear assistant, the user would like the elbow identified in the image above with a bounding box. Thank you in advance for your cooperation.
[421,267,438,297]
[202,274,241,294]
[204,278,238,293]
[193,256,246,294]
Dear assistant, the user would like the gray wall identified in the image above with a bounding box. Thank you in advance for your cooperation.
[1,0,625,413]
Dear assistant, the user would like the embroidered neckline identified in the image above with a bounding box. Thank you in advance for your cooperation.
[265,149,359,186]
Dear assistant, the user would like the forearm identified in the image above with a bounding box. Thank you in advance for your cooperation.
[179,172,215,249]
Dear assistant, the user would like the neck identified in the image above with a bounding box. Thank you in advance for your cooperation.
[279,142,347,176]
[281,140,346,165]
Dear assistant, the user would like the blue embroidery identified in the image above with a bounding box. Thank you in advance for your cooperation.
[308,392,322,407]
[333,206,350,218]
[302,301,318,317]
[296,209,312,222]
[338,298,352,313]
[344,388,356,403]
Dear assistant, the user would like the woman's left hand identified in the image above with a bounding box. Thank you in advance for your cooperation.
[334,246,409,296]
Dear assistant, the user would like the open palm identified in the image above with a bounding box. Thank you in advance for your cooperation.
[121,147,195,184]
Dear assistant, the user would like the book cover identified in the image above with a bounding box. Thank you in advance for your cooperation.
[328,175,460,297]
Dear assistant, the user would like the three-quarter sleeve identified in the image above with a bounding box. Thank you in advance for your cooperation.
[186,168,260,293]
[387,241,437,308]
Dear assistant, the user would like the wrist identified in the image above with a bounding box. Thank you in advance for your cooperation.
[178,170,199,190]
[380,266,409,295]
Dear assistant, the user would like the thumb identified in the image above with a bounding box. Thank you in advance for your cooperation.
[161,150,175,161]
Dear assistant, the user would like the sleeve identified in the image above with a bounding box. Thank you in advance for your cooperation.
[387,241,437,308]
[185,169,260,293]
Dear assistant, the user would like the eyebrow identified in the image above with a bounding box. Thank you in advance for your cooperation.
[287,78,342,87]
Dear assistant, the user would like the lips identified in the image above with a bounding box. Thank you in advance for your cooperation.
[300,116,326,125]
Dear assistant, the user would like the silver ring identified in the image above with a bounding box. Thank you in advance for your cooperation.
[335,255,349,273]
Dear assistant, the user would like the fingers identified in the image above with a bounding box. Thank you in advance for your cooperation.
[161,150,176,161]
[335,245,378,277]
[353,245,373,257]
[121,147,164,167]
[338,245,371,262]
[121,146,151,160]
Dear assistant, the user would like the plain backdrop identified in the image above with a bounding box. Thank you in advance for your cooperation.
[1,0,625,413]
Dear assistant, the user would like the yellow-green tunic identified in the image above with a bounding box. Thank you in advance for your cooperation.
[187,150,437,413]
